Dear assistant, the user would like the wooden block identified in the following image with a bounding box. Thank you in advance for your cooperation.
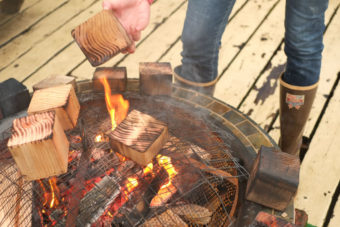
[0,78,31,118]
[72,10,132,67]
[139,62,173,96]
[250,212,297,227]
[108,110,168,166]
[92,67,127,92]
[27,84,80,130]
[32,75,76,91]
[143,209,187,227]
[246,146,300,211]
[7,111,69,180]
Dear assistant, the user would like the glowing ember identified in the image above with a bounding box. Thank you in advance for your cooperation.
[143,163,154,175]
[95,134,103,142]
[126,177,139,193]
[48,177,59,208]
[150,155,178,207]
[99,77,129,130]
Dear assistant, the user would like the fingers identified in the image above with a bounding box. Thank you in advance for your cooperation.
[131,30,141,42]
[122,42,136,54]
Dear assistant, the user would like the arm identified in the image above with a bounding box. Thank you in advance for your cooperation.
[102,0,152,53]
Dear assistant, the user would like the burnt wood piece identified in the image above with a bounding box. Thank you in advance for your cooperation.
[171,204,212,225]
[246,146,300,211]
[142,209,187,227]
[0,78,30,119]
[139,62,173,96]
[92,67,127,92]
[0,0,24,14]
[76,176,120,226]
[72,10,132,67]
[113,167,166,226]
[250,212,297,227]
[108,110,169,166]
[27,84,80,130]
[7,111,69,180]
[32,75,76,91]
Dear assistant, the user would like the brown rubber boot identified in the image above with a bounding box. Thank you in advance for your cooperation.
[173,66,217,96]
[279,74,318,156]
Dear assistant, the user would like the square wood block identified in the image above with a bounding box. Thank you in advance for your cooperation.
[8,112,69,181]
[140,62,173,96]
[27,84,80,130]
[246,146,300,211]
[108,109,169,166]
[92,67,127,92]
[72,10,132,66]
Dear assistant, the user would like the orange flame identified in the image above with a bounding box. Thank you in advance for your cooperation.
[126,177,139,193]
[48,177,59,208]
[143,163,154,175]
[99,77,129,130]
[150,155,178,207]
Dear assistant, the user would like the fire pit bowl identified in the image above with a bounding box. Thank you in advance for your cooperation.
[0,79,284,227]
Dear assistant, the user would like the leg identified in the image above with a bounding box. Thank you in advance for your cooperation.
[174,0,236,94]
[280,0,328,155]
[284,0,329,86]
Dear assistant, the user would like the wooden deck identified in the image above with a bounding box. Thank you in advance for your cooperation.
[1,0,340,226]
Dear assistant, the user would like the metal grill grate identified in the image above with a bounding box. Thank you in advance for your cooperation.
[0,90,248,227]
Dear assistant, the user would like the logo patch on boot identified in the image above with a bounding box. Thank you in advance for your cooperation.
[286,93,304,109]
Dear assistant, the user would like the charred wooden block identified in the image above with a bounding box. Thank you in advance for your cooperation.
[0,78,30,118]
[72,10,132,67]
[246,146,300,211]
[27,84,80,130]
[32,75,76,91]
[250,212,297,227]
[7,111,69,180]
[139,62,173,96]
[108,109,168,166]
[92,67,127,92]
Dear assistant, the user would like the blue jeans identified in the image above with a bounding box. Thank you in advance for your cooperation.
[178,0,329,86]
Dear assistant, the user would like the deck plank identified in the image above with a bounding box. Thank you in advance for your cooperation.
[214,0,284,109]
[0,0,68,48]
[0,1,103,84]
[0,0,41,26]
[329,198,340,227]
[294,76,340,227]
[24,0,187,89]
[0,0,98,73]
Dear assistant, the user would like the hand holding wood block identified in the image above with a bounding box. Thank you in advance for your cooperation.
[108,110,168,166]
[27,84,80,130]
[7,111,69,181]
[140,62,173,96]
[246,146,300,211]
[92,67,127,92]
[72,10,132,67]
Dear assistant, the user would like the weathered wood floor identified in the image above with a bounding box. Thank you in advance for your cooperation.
[1,0,340,226]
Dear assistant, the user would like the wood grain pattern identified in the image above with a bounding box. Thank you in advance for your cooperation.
[27,84,80,130]
[92,66,127,92]
[246,146,300,211]
[32,74,76,91]
[142,209,187,227]
[108,109,168,166]
[7,111,69,180]
[72,10,132,67]
[139,62,173,96]
[171,204,212,225]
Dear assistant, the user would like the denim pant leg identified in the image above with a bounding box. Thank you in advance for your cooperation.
[179,0,236,83]
[284,0,329,86]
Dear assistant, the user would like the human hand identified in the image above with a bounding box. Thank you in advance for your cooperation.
[102,0,151,53]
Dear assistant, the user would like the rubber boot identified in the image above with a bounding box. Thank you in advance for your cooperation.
[279,74,318,156]
[174,66,216,96]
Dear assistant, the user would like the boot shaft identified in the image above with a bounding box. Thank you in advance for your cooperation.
[279,76,318,155]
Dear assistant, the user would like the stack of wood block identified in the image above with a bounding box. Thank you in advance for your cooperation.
[7,83,80,180]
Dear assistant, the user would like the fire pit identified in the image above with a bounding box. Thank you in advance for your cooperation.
[0,79,280,226]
